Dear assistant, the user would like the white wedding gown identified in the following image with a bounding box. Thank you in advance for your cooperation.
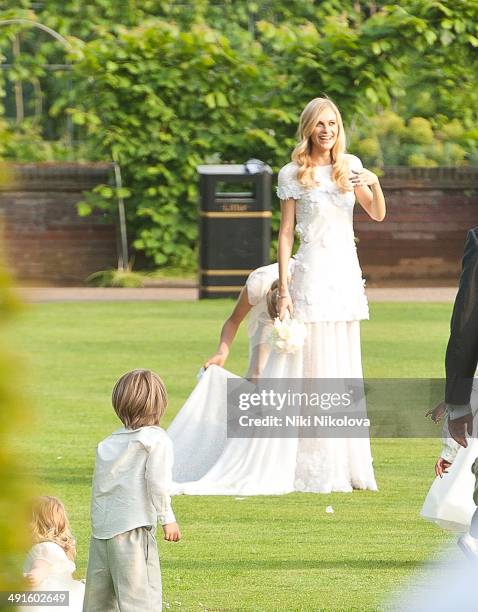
[169,155,377,495]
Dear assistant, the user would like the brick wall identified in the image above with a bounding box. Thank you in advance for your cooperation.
[355,166,478,286]
[0,163,117,285]
[1,163,476,286]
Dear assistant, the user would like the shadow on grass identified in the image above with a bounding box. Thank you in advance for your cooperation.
[39,469,92,486]
[168,559,422,570]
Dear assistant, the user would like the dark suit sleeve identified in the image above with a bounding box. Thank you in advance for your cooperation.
[445,228,478,407]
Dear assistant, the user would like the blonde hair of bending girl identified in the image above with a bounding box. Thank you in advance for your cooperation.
[266,279,280,320]
[30,496,76,561]
[292,96,351,192]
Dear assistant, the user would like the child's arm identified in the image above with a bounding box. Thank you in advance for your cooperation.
[440,438,460,465]
[145,436,181,542]
[434,413,461,477]
[441,413,461,463]
[435,457,452,478]
[162,522,180,542]
[204,287,252,368]
[25,559,50,588]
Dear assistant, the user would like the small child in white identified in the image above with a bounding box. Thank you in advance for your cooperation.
[23,496,85,611]
[83,369,180,612]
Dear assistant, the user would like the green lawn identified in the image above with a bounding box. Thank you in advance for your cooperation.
[11,301,456,611]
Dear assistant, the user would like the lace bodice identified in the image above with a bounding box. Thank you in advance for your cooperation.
[276,155,369,322]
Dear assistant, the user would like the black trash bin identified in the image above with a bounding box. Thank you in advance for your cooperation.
[198,163,272,299]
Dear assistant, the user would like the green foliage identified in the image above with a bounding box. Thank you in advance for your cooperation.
[404,118,434,145]
[350,110,474,167]
[0,1,477,268]
[85,266,196,287]
[0,118,92,161]
[0,263,31,602]
[67,20,280,268]
[86,269,146,288]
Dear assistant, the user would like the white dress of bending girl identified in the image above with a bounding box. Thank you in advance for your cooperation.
[169,260,294,491]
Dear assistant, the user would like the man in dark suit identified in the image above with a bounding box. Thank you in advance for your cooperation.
[431,228,478,558]
[444,227,478,446]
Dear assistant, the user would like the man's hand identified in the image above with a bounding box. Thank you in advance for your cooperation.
[425,401,446,423]
[448,413,473,448]
[162,522,181,542]
[435,457,452,478]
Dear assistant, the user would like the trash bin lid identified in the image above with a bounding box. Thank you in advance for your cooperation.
[197,164,247,175]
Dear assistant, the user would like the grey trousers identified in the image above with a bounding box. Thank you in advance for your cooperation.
[82,527,162,612]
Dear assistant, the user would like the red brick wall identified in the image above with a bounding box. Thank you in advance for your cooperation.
[0,163,117,285]
[1,163,477,286]
[355,166,478,286]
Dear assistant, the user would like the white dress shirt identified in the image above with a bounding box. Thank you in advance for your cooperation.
[91,426,176,539]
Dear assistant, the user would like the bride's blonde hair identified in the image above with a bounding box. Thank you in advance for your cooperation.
[30,496,76,561]
[292,97,351,192]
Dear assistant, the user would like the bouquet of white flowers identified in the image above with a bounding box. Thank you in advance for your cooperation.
[270,315,307,354]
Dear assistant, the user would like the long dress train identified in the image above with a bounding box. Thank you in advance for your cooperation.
[169,262,298,495]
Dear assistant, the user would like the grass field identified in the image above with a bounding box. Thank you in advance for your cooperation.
[11,300,456,611]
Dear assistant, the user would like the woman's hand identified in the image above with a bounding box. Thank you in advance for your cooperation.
[435,457,451,478]
[350,168,378,187]
[204,351,228,369]
[352,168,386,221]
[278,291,293,321]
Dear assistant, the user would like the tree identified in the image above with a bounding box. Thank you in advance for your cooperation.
[0,0,476,268]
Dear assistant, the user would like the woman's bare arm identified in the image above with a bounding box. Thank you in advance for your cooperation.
[278,199,296,319]
[352,169,386,222]
[204,287,252,368]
